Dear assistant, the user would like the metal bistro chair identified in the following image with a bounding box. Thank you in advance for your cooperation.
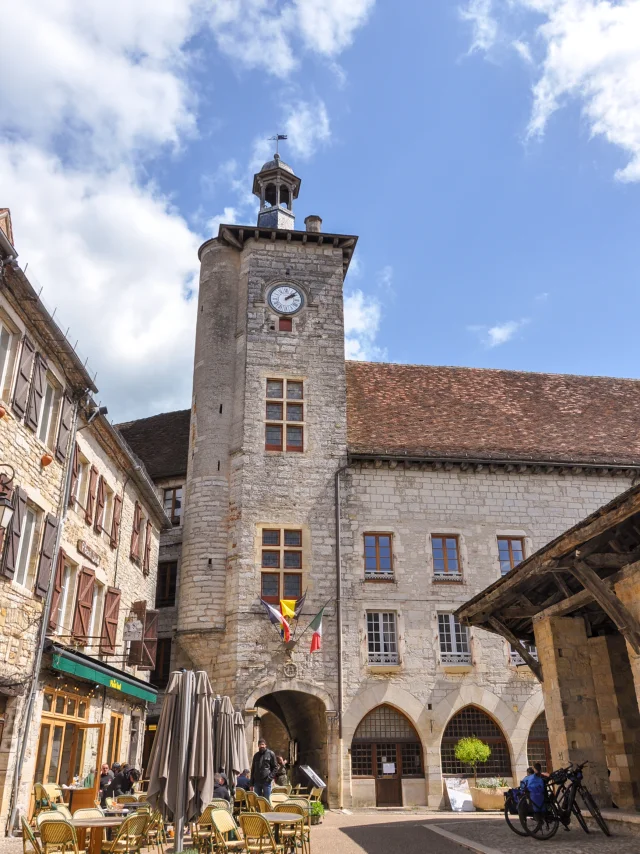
[275,804,308,854]
[143,810,166,854]
[210,809,245,854]
[101,812,150,854]
[39,820,82,854]
[234,788,248,815]
[72,809,104,819]
[244,792,259,813]
[36,812,67,829]
[254,797,271,815]
[114,796,138,806]
[269,794,288,805]
[308,789,323,804]
[209,798,232,813]
[22,816,43,854]
[193,805,216,854]
[270,787,290,796]
[33,784,52,818]
[238,813,283,854]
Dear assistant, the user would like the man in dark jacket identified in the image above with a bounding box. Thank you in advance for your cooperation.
[213,774,230,802]
[109,768,140,797]
[236,769,251,791]
[250,739,277,798]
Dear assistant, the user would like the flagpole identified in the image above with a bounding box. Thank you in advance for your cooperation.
[293,599,334,644]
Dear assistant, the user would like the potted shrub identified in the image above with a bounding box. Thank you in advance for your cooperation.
[310,800,325,825]
[454,737,505,809]
[469,777,510,810]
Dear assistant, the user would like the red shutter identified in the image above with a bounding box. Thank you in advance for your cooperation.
[142,520,152,576]
[100,586,121,654]
[71,567,95,643]
[48,549,66,632]
[1,487,26,580]
[94,477,106,533]
[85,466,98,525]
[12,337,35,419]
[25,353,47,433]
[34,514,59,599]
[130,501,141,561]
[127,600,147,666]
[68,443,80,507]
[55,394,74,463]
[110,495,122,549]
[138,609,158,671]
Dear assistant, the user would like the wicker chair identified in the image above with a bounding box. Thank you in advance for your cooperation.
[22,816,43,854]
[39,820,82,854]
[234,788,248,815]
[36,812,67,829]
[210,809,244,854]
[308,789,323,804]
[238,813,283,854]
[193,805,216,854]
[72,809,104,819]
[55,807,73,820]
[143,810,166,854]
[33,784,52,817]
[209,799,232,813]
[274,804,308,854]
[100,812,150,854]
[254,797,271,814]
[244,792,258,813]
[269,795,288,805]
[270,787,290,796]
[114,796,138,805]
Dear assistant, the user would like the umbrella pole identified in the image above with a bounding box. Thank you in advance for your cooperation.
[175,672,193,854]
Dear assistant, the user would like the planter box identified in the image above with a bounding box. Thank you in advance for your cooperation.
[470,786,509,810]
[310,814,322,825]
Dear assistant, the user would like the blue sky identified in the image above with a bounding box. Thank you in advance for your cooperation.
[2,0,640,420]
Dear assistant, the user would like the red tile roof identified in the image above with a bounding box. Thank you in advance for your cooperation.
[346,362,640,466]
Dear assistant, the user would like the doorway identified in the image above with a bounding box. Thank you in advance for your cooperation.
[527,713,552,772]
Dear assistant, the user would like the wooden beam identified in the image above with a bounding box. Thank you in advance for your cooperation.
[500,606,539,619]
[534,559,640,622]
[554,574,572,599]
[488,617,543,682]
[570,559,640,654]
[221,228,242,250]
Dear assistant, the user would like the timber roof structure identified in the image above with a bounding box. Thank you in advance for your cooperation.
[456,481,640,681]
[346,361,640,469]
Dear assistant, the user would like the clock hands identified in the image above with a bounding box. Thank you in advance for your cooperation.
[284,291,298,301]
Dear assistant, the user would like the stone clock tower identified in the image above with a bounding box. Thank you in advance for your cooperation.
[177,153,357,796]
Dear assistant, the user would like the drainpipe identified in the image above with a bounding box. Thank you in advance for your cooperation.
[7,401,81,835]
[334,461,350,810]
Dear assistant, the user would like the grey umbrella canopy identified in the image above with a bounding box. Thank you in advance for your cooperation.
[146,670,214,852]
[233,711,250,779]
[215,696,236,784]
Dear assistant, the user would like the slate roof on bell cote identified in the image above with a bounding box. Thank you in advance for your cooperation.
[116,409,190,479]
[346,361,640,467]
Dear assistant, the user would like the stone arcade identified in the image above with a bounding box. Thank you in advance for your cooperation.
[120,154,640,808]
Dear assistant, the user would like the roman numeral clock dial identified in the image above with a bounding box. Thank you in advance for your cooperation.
[268,285,304,315]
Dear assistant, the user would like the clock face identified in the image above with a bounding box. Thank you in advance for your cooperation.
[268,284,304,315]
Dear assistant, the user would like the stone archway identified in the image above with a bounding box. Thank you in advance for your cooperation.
[440,705,513,778]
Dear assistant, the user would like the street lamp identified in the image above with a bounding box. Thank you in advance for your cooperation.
[0,466,15,530]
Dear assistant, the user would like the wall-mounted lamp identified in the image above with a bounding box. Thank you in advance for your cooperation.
[41,453,53,468]
[0,466,15,529]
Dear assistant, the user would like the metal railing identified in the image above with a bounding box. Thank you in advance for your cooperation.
[433,572,463,582]
[368,651,399,666]
[510,648,538,666]
[440,651,472,666]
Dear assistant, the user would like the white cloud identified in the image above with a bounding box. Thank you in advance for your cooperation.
[284,100,331,160]
[460,0,499,54]
[512,38,533,63]
[295,0,375,56]
[376,264,394,294]
[469,318,529,347]
[344,289,385,361]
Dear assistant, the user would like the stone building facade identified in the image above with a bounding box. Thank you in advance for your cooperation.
[0,212,170,829]
[120,156,640,808]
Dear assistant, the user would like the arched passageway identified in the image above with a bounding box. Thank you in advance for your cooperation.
[255,690,327,788]
[527,712,551,772]
[351,704,423,806]
[441,705,512,778]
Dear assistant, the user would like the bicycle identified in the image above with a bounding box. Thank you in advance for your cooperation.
[504,788,529,837]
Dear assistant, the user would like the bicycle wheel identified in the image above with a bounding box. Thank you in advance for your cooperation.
[579,788,611,836]
[571,802,589,834]
[504,799,528,837]
[518,797,560,840]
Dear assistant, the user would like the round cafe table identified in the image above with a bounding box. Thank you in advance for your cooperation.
[70,815,126,854]
[261,812,303,844]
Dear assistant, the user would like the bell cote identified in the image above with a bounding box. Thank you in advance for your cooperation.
[252,154,301,230]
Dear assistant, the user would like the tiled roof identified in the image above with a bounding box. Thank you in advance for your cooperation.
[116,409,190,479]
[346,361,640,466]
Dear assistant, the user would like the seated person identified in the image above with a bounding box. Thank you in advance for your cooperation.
[236,769,251,791]
[213,774,230,802]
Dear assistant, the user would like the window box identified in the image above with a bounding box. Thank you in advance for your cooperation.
[510,644,538,666]
[433,572,463,583]
[440,651,472,666]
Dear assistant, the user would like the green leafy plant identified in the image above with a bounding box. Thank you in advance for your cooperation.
[475,777,507,789]
[454,736,491,786]
[310,800,325,816]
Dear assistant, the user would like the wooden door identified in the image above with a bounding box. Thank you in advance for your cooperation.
[374,743,402,807]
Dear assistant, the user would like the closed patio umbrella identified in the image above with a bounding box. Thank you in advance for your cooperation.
[233,711,250,780]
[215,696,236,785]
[187,671,215,817]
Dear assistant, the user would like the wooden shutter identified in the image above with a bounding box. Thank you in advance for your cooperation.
[48,549,67,631]
[12,337,35,419]
[68,443,79,507]
[94,476,106,533]
[55,394,74,463]
[34,514,59,599]
[138,609,158,671]
[142,520,152,576]
[85,466,98,525]
[127,600,147,665]
[100,586,121,654]
[130,501,141,560]
[25,353,47,433]
[71,566,95,643]
[110,494,122,549]
[1,487,26,580]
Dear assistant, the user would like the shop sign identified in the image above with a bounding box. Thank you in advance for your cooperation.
[123,618,144,642]
[77,539,100,566]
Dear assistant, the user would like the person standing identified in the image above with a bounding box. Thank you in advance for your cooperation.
[250,738,277,799]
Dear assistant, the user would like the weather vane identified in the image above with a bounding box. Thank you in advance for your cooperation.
[268,133,287,156]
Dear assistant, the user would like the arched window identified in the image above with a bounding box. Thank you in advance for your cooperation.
[441,705,512,777]
[279,186,291,209]
[264,183,277,207]
[527,713,551,772]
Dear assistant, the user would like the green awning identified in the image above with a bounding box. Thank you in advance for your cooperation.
[51,647,157,703]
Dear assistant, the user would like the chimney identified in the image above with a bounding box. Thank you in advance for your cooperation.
[0,209,14,245]
[304,215,322,233]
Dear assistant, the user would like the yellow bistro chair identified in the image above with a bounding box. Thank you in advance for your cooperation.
[22,816,43,854]
[238,813,283,854]
[255,797,271,814]
[210,809,245,854]
[72,809,104,819]
[193,804,216,854]
[244,792,259,813]
[39,820,83,854]
[36,812,67,829]
[275,804,308,854]
[100,812,150,854]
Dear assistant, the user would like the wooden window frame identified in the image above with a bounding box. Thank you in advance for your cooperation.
[260,527,303,604]
[0,314,19,404]
[150,637,172,689]
[264,379,305,453]
[498,536,525,576]
[107,712,123,767]
[36,373,61,449]
[42,688,89,721]
[431,534,462,582]
[14,503,41,591]
[163,486,183,526]
[156,561,177,608]
[363,533,394,580]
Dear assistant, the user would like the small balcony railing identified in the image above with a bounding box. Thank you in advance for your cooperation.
[433,571,463,583]
[510,647,538,666]
[368,651,399,666]
[364,571,394,581]
[440,651,472,666]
